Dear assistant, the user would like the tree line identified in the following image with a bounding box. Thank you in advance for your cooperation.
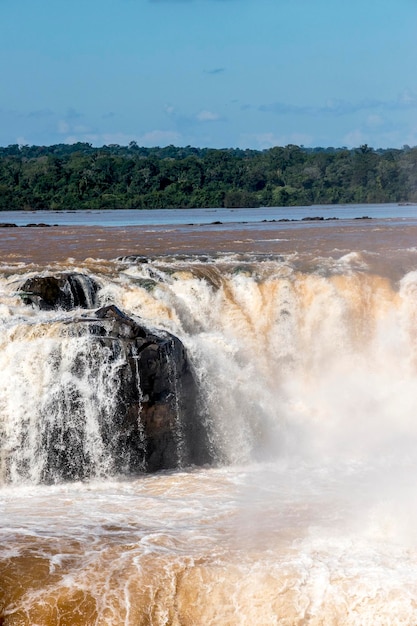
[0,141,416,211]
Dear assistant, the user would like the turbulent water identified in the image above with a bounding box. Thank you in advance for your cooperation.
[2,225,417,624]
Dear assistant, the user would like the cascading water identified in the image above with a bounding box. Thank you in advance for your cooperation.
[112,255,417,466]
[2,247,417,624]
[0,328,124,483]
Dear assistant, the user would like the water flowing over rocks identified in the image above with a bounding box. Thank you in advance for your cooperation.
[77,304,211,475]
[5,275,212,483]
[19,272,100,310]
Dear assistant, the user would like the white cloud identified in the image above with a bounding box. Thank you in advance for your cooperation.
[58,120,92,135]
[196,110,220,122]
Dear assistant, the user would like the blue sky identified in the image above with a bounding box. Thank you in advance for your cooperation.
[1,0,417,149]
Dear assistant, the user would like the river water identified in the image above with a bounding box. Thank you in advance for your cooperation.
[1,202,417,227]
[1,207,417,624]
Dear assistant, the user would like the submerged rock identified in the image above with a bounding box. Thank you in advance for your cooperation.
[19,273,100,310]
[39,305,211,482]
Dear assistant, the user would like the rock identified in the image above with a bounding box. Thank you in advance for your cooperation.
[96,305,210,473]
[24,223,51,227]
[41,305,211,482]
[117,255,149,263]
[19,273,100,310]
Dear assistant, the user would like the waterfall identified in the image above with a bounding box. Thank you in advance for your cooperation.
[1,255,416,484]
[117,256,417,466]
[0,326,134,483]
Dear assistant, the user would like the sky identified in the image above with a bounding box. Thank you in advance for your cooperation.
[1,0,417,150]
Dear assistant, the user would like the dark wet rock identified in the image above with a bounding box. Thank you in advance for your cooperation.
[129,277,158,292]
[24,223,51,227]
[117,255,149,263]
[42,305,211,481]
[0,222,17,227]
[302,216,324,221]
[19,273,100,310]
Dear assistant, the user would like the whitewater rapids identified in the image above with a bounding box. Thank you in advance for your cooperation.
[2,234,417,624]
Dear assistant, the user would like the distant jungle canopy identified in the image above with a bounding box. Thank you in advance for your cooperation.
[0,142,416,211]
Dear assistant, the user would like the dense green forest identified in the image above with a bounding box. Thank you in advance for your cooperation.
[0,142,416,211]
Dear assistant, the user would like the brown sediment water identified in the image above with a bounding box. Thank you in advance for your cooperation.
[0,220,414,257]
[1,221,417,281]
[0,220,417,280]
